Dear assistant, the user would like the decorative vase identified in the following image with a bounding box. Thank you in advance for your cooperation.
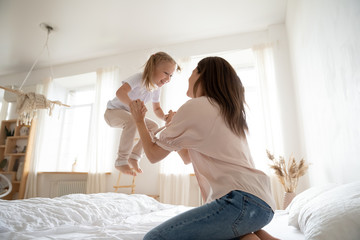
[283,191,296,209]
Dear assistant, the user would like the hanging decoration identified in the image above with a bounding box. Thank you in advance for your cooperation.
[0,23,69,125]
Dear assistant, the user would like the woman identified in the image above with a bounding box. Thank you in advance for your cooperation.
[130,57,277,240]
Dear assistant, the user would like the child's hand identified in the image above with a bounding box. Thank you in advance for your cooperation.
[130,99,147,122]
[164,110,176,125]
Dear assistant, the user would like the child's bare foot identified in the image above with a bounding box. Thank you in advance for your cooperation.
[116,164,136,176]
[254,229,280,240]
[128,158,143,173]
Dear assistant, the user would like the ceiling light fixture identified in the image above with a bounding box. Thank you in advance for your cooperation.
[0,23,69,126]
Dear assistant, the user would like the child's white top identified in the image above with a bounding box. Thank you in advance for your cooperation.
[107,72,161,111]
[153,96,276,211]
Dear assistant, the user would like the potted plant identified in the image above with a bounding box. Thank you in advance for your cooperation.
[267,150,309,209]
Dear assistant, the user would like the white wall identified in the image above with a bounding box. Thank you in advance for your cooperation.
[286,0,360,185]
[0,30,269,85]
[1,26,297,201]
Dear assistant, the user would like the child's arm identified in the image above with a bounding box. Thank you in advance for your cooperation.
[116,83,132,106]
[153,103,176,125]
[152,102,166,120]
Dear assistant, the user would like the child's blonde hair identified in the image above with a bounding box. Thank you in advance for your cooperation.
[142,52,181,90]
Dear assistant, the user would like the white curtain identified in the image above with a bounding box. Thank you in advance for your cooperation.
[0,90,8,121]
[159,171,190,205]
[25,78,52,198]
[86,66,120,193]
[158,57,194,205]
[252,44,285,209]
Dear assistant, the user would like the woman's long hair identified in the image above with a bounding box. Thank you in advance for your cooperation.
[193,56,248,136]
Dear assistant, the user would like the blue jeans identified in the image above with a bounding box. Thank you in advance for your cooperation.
[143,190,274,240]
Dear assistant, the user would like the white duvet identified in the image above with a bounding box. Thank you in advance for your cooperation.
[0,193,192,240]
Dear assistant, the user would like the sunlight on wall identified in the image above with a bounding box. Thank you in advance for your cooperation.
[286,0,360,184]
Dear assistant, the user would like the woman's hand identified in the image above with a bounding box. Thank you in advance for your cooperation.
[130,99,171,163]
[130,99,147,122]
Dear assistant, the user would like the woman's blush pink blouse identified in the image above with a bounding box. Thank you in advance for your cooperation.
[154,96,275,211]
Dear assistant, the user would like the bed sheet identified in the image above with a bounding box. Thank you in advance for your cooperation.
[0,192,191,240]
[0,193,304,240]
[263,210,305,240]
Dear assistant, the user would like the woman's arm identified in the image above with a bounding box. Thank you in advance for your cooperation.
[131,100,170,163]
[177,149,191,165]
[116,83,132,106]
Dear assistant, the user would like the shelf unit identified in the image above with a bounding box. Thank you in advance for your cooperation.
[0,119,35,200]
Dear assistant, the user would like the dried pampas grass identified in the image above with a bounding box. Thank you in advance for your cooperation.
[267,150,309,193]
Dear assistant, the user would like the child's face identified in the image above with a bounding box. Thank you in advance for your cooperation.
[152,61,176,87]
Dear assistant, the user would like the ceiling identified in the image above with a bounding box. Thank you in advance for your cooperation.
[0,0,287,77]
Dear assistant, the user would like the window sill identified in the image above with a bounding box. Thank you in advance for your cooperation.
[37,172,111,175]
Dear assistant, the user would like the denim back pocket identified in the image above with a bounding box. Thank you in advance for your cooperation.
[232,194,274,236]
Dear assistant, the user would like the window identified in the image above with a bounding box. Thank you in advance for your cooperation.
[0,90,3,117]
[56,87,95,171]
[38,72,96,172]
[237,65,268,172]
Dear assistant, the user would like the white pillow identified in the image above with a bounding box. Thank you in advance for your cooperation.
[298,181,360,240]
[287,183,337,229]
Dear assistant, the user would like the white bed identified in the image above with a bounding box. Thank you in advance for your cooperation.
[0,192,303,240]
[0,193,191,239]
[263,210,304,240]
[1,182,359,240]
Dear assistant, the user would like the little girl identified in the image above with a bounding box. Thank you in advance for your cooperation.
[104,52,181,176]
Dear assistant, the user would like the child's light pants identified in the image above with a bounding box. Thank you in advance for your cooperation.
[104,108,159,166]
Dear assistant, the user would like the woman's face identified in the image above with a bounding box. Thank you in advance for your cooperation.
[187,67,201,98]
[152,61,176,88]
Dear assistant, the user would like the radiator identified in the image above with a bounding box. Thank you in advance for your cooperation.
[50,181,87,197]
